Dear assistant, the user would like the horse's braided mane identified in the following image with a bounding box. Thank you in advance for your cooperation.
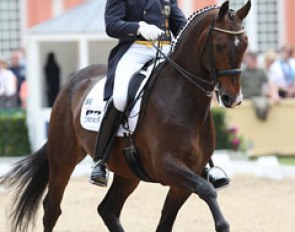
[171,5,219,52]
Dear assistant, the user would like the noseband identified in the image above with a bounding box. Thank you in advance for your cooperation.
[152,14,245,97]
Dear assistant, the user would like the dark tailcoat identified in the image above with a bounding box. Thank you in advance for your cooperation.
[104,0,187,100]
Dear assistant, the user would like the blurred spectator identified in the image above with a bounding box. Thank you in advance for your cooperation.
[241,51,270,98]
[9,49,26,107]
[268,45,295,98]
[264,50,277,72]
[44,52,60,107]
[0,58,18,108]
[241,51,276,120]
[19,79,28,109]
[263,50,280,102]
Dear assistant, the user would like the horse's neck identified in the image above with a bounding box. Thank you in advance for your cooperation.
[151,66,212,127]
[171,13,212,80]
[148,13,215,127]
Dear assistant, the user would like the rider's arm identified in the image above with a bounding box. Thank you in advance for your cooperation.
[169,0,187,36]
[104,0,139,39]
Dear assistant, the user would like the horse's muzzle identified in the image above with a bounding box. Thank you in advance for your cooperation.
[220,92,242,108]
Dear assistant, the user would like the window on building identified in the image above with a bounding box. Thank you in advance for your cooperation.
[256,0,279,52]
[0,0,22,59]
[227,0,246,9]
[229,0,280,52]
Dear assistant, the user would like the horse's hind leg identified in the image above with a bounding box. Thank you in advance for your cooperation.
[43,142,86,232]
[98,174,139,232]
[156,188,191,232]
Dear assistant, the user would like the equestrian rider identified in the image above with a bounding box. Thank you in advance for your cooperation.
[90,0,230,189]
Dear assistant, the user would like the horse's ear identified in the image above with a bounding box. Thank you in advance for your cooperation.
[218,1,230,20]
[236,0,251,21]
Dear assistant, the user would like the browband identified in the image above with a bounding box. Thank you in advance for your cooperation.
[211,27,245,35]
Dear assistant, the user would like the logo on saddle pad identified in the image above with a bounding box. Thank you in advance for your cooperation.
[84,109,102,124]
[80,75,145,136]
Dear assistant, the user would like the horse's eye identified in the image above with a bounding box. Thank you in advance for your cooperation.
[215,43,226,52]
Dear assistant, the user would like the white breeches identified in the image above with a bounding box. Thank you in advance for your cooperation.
[113,43,170,112]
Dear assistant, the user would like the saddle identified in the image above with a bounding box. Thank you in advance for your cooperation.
[124,59,159,118]
[122,58,164,182]
[80,59,162,135]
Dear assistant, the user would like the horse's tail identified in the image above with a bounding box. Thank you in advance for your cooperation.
[0,142,49,232]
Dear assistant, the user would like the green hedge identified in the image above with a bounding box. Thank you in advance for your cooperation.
[0,109,31,156]
[212,107,246,151]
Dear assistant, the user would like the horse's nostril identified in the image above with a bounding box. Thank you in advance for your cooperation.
[221,95,232,106]
[222,95,231,102]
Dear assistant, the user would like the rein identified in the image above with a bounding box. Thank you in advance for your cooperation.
[152,43,215,97]
[151,14,245,97]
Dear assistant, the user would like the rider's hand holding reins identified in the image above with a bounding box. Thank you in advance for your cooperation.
[138,21,164,41]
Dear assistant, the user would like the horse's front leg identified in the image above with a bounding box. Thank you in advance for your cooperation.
[156,187,191,232]
[158,157,229,232]
[98,174,140,232]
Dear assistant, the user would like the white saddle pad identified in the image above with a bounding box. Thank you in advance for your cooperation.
[80,60,164,136]
[80,75,146,137]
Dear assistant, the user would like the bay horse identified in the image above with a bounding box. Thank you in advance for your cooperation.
[1,1,251,231]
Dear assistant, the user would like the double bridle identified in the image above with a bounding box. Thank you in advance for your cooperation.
[152,15,245,97]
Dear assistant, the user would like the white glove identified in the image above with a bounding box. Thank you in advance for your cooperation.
[138,21,164,41]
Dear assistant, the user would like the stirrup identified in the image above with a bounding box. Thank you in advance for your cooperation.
[203,166,230,190]
[89,161,109,187]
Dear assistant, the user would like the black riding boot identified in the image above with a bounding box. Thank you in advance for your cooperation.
[90,99,123,187]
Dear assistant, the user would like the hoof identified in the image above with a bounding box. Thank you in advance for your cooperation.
[216,220,230,232]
